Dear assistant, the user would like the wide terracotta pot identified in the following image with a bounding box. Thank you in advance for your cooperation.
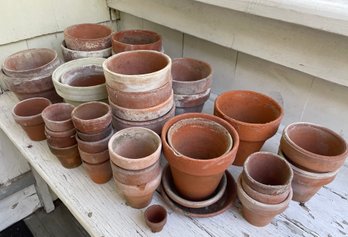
[12,97,51,141]
[82,160,112,184]
[280,122,348,173]
[42,103,75,132]
[48,144,81,169]
[214,90,283,166]
[61,41,111,62]
[64,23,112,51]
[103,50,171,92]
[162,113,239,201]
[111,30,162,53]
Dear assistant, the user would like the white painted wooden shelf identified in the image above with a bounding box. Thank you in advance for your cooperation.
[0,91,347,236]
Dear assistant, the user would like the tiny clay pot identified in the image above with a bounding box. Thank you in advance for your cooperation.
[214,90,283,166]
[42,103,75,132]
[78,148,110,165]
[61,41,111,62]
[48,144,82,169]
[280,122,348,173]
[71,101,112,134]
[45,133,77,148]
[12,97,51,141]
[144,204,167,233]
[112,30,162,54]
[82,159,112,184]
[76,127,113,153]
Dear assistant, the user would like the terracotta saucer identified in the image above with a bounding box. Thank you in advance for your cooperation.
[162,165,227,208]
[160,167,237,218]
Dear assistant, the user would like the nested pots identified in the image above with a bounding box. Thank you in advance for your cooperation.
[42,103,75,132]
[48,144,81,169]
[76,127,113,153]
[174,88,211,115]
[214,90,283,166]
[61,41,111,62]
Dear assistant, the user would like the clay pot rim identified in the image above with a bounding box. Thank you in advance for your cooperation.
[61,40,112,54]
[174,88,211,100]
[71,101,111,125]
[42,103,75,125]
[48,143,78,151]
[283,122,348,160]
[111,159,160,176]
[112,30,162,47]
[106,80,171,96]
[215,90,284,127]
[79,148,110,163]
[64,23,112,42]
[45,126,76,138]
[172,57,212,83]
[12,97,51,121]
[76,127,113,147]
[103,50,171,78]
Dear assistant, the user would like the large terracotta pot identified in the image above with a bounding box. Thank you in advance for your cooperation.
[61,41,111,62]
[162,113,239,201]
[214,90,283,166]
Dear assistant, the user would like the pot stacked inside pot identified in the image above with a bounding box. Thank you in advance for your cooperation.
[61,23,112,62]
[42,103,81,169]
[103,50,175,134]
[172,58,212,115]
[108,127,162,209]
[72,102,113,184]
[2,48,62,103]
[278,122,348,203]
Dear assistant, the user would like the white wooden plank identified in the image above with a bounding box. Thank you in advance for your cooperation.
[32,168,55,213]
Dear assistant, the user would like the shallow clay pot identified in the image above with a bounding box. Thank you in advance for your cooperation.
[42,103,75,132]
[48,144,81,169]
[79,148,110,164]
[108,127,162,170]
[71,101,112,134]
[280,122,348,173]
[45,126,76,138]
[237,176,292,227]
[107,81,172,109]
[45,133,77,148]
[171,58,212,95]
[144,204,167,233]
[214,90,283,166]
[82,159,112,184]
[64,23,112,51]
[103,50,171,92]
[12,97,51,141]
[162,113,239,201]
[61,41,111,62]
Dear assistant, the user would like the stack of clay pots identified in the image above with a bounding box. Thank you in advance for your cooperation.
[160,113,239,216]
[61,23,112,62]
[279,122,348,203]
[52,58,108,106]
[214,90,283,166]
[237,152,293,227]
[103,50,175,134]
[2,48,62,102]
[42,103,81,169]
[108,127,162,208]
[171,58,212,115]
[72,102,113,184]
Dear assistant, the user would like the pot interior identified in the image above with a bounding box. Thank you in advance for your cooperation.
[14,98,50,116]
[66,24,111,39]
[61,65,105,87]
[43,104,73,122]
[114,30,160,45]
[74,103,108,120]
[172,58,211,82]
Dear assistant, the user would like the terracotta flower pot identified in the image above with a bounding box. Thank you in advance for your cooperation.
[42,103,75,132]
[214,90,283,166]
[64,23,112,51]
[76,127,113,153]
[162,113,239,201]
[78,148,110,165]
[174,88,210,115]
[71,101,112,134]
[108,127,162,170]
[12,97,51,141]
[12,88,62,103]
[144,205,167,233]
[48,144,81,169]
[280,122,348,173]
[112,30,162,54]
[45,126,76,138]
[82,160,112,184]
[76,123,113,142]
[45,133,77,148]
[171,58,212,95]
[103,50,171,92]
[61,41,111,62]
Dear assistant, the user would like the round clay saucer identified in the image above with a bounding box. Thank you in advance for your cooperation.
[160,166,237,218]
[162,165,227,208]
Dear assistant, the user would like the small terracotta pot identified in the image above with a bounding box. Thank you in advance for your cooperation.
[76,123,113,142]
[214,90,283,166]
[280,122,348,173]
[76,127,113,153]
[162,113,239,201]
[82,160,112,184]
[108,127,162,170]
[46,133,77,148]
[64,23,112,51]
[174,88,211,108]
[12,97,51,141]
[144,204,167,233]
[45,126,76,138]
[42,103,75,132]
[172,58,212,95]
[112,30,162,54]
[79,148,110,165]
[61,41,111,62]
[237,176,292,227]
[71,101,112,134]
[48,144,81,169]
[103,50,171,92]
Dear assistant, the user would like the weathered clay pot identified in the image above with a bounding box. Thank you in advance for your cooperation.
[280,122,348,173]
[103,50,171,92]
[45,133,77,148]
[71,101,112,134]
[112,30,162,54]
[42,103,75,132]
[48,144,81,169]
[237,176,292,227]
[76,123,113,142]
[45,126,76,138]
[61,41,111,62]
[61,65,105,87]
[108,127,161,170]
[171,58,212,95]
[64,23,112,51]
[144,204,167,233]
[112,105,175,135]
[82,159,112,184]
[78,148,110,165]
[12,88,63,103]
[162,113,239,201]
[106,81,172,109]
[12,97,51,141]
[174,88,211,115]
[214,90,283,166]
